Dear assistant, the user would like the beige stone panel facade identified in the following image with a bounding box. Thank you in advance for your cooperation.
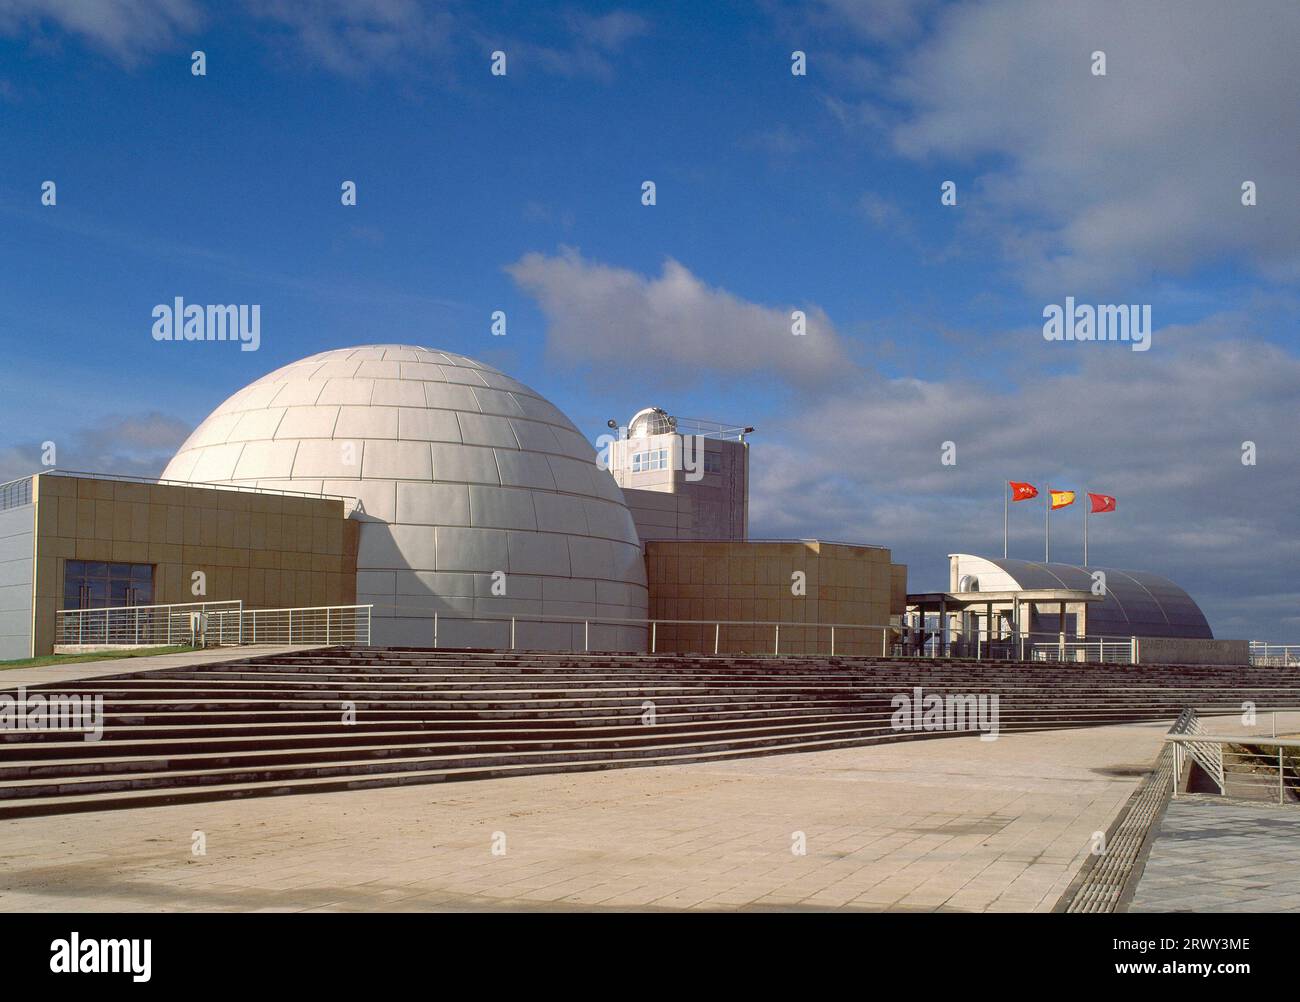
[29,474,358,655]
[645,539,905,655]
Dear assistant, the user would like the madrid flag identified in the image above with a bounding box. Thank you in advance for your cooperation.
[1088,492,1116,513]
[1009,481,1038,501]
[1049,489,1076,510]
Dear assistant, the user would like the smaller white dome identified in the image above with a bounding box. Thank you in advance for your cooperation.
[628,407,675,437]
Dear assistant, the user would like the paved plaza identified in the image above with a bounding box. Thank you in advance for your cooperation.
[0,721,1170,912]
[1129,798,1300,912]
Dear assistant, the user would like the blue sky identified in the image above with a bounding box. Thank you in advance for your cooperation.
[1,0,1297,639]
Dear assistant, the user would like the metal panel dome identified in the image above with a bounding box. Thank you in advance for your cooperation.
[955,555,1212,639]
[162,345,648,650]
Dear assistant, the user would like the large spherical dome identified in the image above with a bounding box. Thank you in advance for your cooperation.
[162,345,648,650]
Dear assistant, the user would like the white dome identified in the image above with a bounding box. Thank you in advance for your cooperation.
[628,406,675,437]
[162,345,648,650]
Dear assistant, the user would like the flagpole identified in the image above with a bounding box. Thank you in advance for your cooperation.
[1044,491,1050,563]
[1003,483,1008,559]
[1083,487,1089,566]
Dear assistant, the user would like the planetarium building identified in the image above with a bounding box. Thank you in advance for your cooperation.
[161,345,649,651]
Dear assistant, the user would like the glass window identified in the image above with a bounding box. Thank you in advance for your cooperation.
[630,448,669,473]
[86,580,108,606]
[62,560,154,610]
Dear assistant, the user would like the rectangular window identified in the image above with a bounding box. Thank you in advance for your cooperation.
[703,452,722,474]
[62,559,154,610]
[630,449,668,473]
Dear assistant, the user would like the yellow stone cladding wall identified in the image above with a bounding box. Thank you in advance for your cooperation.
[645,540,905,655]
[31,474,358,655]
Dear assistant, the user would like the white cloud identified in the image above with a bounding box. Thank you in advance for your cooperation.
[564,9,647,51]
[0,0,201,63]
[747,313,1300,638]
[814,0,937,43]
[0,412,191,482]
[743,124,810,157]
[858,190,908,231]
[823,0,1300,292]
[248,0,454,77]
[506,9,649,82]
[906,1,1300,289]
[507,248,856,388]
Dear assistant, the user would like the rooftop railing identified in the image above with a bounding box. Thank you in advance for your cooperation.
[645,537,892,552]
[0,475,33,511]
[33,469,356,504]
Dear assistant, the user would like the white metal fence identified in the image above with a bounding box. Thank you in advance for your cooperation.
[1167,709,1300,805]
[0,475,32,511]
[1249,642,1300,667]
[1028,637,1138,664]
[55,601,371,648]
[56,600,243,647]
[418,609,1142,661]
[1168,708,1225,790]
[54,599,1289,667]
[207,605,372,646]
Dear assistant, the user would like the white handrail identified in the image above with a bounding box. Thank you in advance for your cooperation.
[56,602,371,649]
[1167,710,1299,805]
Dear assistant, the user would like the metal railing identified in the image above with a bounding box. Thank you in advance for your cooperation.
[1168,709,1225,790]
[207,604,372,646]
[412,606,1142,661]
[1028,637,1138,664]
[56,601,371,648]
[56,600,243,647]
[662,416,753,440]
[424,610,891,655]
[33,469,356,504]
[648,537,892,552]
[1249,642,1300,667]
[0,475,33,511]
[1167,711,1300,805]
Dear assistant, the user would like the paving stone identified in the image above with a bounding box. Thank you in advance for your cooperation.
[1129,799,1300,912]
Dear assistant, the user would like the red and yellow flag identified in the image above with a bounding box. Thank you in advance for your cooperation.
[1009,481,1038,501]
[1088,492,1116,513]
[1049,489,1076,510]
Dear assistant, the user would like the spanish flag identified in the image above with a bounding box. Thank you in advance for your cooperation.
[1009,481,1038,501]
[1049,489,1076,510]
[1088,492,1116,513]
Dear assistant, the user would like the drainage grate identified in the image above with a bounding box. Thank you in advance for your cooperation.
[1055,745,1174,913]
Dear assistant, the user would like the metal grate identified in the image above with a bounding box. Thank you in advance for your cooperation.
[1057,744,1174,913]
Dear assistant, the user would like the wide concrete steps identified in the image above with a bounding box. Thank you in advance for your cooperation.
[2,645,1297,817]
[0,731,935,819]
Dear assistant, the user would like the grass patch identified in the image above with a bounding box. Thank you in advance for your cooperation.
[0,646,200,671]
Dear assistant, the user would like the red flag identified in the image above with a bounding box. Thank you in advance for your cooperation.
[1009,481,1037,501]
[1088,492,1116,513]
